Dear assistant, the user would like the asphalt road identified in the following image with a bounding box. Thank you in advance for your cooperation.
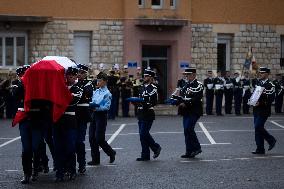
[0,115,284,189]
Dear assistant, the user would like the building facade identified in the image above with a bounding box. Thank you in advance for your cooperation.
[0,0,284,99]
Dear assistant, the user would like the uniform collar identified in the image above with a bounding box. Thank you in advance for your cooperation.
[261,79,268,84]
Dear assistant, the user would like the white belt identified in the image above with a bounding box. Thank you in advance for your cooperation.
[64,112,76,116]
[77,103,89,107]
[17,108,24,112]
[138,107,154,110]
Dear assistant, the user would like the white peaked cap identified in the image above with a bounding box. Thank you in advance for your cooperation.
[113,64,120,70]
[123,65,128,69]
[99,63,105,69]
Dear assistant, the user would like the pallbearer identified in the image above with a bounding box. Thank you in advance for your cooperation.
[135,69,161,161]
[12,65,41,184]
[251,67,276,154]
[76,64,94,174]
[177,68,204,158]
[53,67,83,181]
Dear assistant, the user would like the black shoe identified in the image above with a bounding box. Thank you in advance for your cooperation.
[43,165,49,174]
[268,140,276,151]
[190,149,202,157]
[251,150,265,155]
[21,175,30,184]
[180,154,195,158]
[37,166,43,173]
[69,173,76,180]
[78,167,86,174]
[87,161,100,166]
[55,177,64,183]
[136,157,150,161]
[109,151,116,163]
[153,146,162,159]
[31,172,38,182]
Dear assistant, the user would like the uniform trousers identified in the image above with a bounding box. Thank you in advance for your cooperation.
[19,120,42,176]
[89,111,115,163]
[76,120,88,168]
[205,90,214,115]
[234,90,242,114]
[253,114,276,152]
[53,115,77,178]
[215,91,223,115]
[138,120,160,159]
[183,115,201,154]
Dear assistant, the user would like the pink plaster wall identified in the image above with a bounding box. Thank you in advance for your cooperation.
[123,20,191,95]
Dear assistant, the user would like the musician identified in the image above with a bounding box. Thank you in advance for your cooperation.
[251,67,276,154]
[213,70,224,116]
[224,71,234,114]
[242,72,251,114]
[136,69,161,161]
[76,64,94,174]
[204,71,214,115]
[176,68,204,158]
[107,70,119,119]
[233,72,242,115]
[273,73,283,113]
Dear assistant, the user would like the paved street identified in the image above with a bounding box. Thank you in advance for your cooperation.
[0,115,283,189]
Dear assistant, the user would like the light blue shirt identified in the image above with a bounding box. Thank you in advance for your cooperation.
[90,86,112,111]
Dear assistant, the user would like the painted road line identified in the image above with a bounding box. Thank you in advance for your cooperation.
[270,121,284,129]
[107,124,126,144]
[5,170,19,172]
[0,138,14,140]
[0,136,21,149]
[111,123,136,125]
[86,148,124,151]
[198,122,216,144]
[86,164,117,168]
[201,143,231,146]
[180,155,284,163]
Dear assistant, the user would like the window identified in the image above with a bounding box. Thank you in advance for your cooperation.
[73,31,91,65]
[0,33,28,67]
[170,0,176,9]
[152,0,163,9]
[138,0,144,7]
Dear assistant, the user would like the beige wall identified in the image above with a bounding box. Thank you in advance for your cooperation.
[0,0,124,19]
[192,0,284,25]
[1,0,284,25]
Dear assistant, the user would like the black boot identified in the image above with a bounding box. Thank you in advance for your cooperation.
[109,151,116,163]
[22,153,32,183]
[31,169,39,182]
[69,172,77,180]
[21,175,31,184]
[78,166,86,174]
